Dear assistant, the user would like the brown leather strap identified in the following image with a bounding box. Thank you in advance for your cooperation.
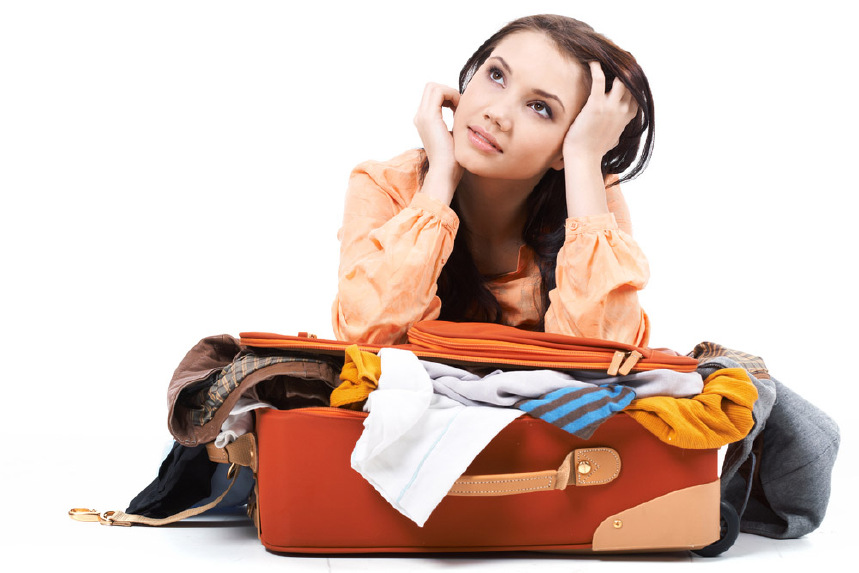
[205,433,258,473]
[70,435,259,527]
[448,447,621,497]
[69,463,244,527]
[71,437,623,526]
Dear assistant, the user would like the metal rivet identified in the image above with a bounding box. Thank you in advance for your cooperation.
[613,520,623,529]
[577,461,592,475]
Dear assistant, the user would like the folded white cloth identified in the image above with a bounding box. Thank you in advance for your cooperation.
[351,348,522,527]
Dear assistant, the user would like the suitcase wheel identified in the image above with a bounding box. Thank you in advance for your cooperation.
[693,500,740,557]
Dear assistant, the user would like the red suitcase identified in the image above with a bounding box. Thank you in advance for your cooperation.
[235,322,732,555]
[251,406,723,554]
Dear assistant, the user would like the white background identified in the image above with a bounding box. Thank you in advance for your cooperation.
[1,0,855,570]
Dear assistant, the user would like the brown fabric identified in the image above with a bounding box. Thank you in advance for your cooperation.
[166,335,340,446]
[688,341,770,379]
[183,353,336,426]
[167,334,242,445]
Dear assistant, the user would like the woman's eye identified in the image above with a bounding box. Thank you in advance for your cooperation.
[529,101,552,119]
[489,67,505,85]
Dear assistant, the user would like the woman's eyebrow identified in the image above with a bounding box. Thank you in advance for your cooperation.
[534,88,566,113]
[490,55,513,76]
[489,56,567,113]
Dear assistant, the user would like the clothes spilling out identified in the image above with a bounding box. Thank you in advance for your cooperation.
[135,335,838,541]
[337,345,755,526]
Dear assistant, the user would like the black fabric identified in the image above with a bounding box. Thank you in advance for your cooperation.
[126,442,217,518]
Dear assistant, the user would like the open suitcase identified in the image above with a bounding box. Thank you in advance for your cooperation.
[73,321,744,557]
[221,322,740,556]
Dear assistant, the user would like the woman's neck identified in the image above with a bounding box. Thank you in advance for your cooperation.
[456,170,541,275]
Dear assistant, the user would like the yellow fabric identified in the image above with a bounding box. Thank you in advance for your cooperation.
[624,368,759,449]
[331,148,650,346]
[329,345,382,410]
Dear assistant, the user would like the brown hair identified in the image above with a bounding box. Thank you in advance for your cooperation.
[432,14,655,327]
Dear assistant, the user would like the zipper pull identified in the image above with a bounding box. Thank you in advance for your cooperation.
[618,350,643,375]
[608,351,625,376]
[607,350,643,376]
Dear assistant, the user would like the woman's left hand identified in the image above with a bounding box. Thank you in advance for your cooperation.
[563,61,638,162]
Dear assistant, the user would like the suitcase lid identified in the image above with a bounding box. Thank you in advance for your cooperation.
[240,320,697,374]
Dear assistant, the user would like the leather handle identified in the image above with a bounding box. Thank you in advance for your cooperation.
[447,447,621,497]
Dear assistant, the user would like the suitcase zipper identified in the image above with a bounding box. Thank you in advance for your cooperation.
[240,334,693,373]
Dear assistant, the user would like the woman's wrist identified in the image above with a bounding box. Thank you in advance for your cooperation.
[419,164,461,205]
[563,153,609,218]
[562,143,603,168]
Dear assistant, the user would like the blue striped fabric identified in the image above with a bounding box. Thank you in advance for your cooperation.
[517,385,636,438]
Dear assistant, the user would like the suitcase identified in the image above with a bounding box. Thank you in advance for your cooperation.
[249,406,725,555]
[235,322,737,556]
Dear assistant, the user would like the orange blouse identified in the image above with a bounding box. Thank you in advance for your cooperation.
[331,149,650,346]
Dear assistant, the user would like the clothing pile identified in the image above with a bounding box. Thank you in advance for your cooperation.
[332,344,754,525]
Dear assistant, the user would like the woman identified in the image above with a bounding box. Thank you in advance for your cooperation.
[332,14,654,346]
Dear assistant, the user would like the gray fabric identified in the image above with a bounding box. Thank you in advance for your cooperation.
[735,379,840,538]
[692,343,840,539]
[422,360,703,407]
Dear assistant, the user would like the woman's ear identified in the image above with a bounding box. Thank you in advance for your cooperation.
[550,154,565,171]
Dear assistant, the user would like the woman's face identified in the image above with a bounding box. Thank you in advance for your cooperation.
[452,31,589,183]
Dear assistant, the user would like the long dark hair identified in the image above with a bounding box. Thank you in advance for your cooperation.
[428,14,655,327]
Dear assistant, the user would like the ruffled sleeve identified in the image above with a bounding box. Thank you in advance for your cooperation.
[332,150,459,345]
[544,181,650,346]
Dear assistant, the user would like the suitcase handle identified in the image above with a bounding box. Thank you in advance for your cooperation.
[448,447,621,497]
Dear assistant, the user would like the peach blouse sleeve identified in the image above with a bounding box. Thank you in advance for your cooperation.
[544,179,651,346]
[331,150,459,345]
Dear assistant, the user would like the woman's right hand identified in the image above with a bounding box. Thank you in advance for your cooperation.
[413,83,464,204]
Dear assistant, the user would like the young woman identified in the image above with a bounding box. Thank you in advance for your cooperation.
[332,14,654,347]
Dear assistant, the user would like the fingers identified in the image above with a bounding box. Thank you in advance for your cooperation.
[610,81,638,121]
[413,83,461,177]
[441,89,460,111]
[414,82,459,126]
[588,62,638,120]
[565,63,640,158]
[588,61,605,97]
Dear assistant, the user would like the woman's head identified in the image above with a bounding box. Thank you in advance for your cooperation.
[436,15,654,326]
[457,14,654,182]
[451,30,590,183]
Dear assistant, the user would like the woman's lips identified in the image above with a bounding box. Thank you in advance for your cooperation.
[467,127,502,153]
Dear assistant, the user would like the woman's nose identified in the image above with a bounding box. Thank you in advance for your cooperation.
[484,104,512,132]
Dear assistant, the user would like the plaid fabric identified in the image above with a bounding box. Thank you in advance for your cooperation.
[517,385,636,439]
[689,341,770,379]
[186,354,334,426]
